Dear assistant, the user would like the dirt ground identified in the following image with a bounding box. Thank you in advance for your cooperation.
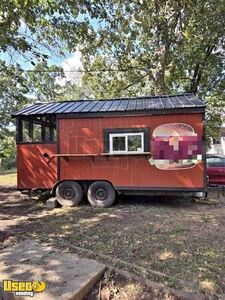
[0,187,225,299]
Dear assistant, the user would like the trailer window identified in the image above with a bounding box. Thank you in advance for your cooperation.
[18,116,57,143]
[104,128,150,154]
[33,123,42,142]
[110,133,144,154]
[128,135,142,152]
[22,120,32,142]
[112,136,126,152]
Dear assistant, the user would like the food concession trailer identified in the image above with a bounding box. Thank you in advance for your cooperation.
[12,93,206,207]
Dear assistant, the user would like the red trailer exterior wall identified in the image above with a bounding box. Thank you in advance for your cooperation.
[59,113,204,189]
[17,144,57,189]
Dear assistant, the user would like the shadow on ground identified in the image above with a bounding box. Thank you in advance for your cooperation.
[0,190,225,297]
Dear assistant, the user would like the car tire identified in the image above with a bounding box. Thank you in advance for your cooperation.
[56,181,83,207]
[87,181,116,207]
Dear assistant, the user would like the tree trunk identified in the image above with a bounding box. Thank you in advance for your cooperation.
[155,60,166,95]
[154,0,170,95]
[154,42,169,95]
[189,63,202,94]
[188,46,214,94]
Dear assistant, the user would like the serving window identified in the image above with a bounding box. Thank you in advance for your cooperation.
[110,133,144,154]
[17,115,57,143]
[104,128,150,154]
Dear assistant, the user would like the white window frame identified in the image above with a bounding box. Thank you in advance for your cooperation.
[109,132,144,154]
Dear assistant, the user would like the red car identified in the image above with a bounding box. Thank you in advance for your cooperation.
[207,154,225,185]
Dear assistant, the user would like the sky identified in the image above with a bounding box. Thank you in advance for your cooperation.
[0,14,102,87]
[0,48,78,66]
[0,14,100,77]
[55,51,82,86]
[0,49,83,86]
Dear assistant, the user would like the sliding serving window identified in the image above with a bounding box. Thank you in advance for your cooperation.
[104,128,150,154]
[17,115,57,143]
[110,133,144,154]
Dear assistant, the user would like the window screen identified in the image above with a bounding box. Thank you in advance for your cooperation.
[22,120,32,142]
[33,123,42,142]
[17,116,57,143]
[128,135,142,152]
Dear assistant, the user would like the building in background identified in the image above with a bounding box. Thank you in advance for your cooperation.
[208,124,225,155]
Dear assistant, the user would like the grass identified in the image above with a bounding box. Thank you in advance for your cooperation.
[0,168,17,175]
[1,191,225,295]
[0,172,17,185]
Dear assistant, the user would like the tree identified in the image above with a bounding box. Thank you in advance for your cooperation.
[0,61,30,165]
[59,81,91,100]
[27,60,65,102]
[78,0,225,97]
[0,135,16,170]
[0,61,29,130]
[0,0,92,62]
[0,0,93,168]
[74,0,224,143]
[0,60,66,167]
[1,0,225,150]
[2,1,224,100]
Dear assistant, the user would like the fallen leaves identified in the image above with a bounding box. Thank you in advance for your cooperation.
[159,251,175,261]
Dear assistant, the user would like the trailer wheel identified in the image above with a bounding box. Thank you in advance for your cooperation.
[87,181,116,207]
[56,181,83,207]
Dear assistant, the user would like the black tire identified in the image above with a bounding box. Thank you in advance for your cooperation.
[87,181,116,207]
[56,181,83,207]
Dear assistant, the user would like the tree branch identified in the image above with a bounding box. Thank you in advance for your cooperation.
[115,72,149,95]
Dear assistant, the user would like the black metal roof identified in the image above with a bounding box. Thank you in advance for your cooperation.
[12,93,205,117]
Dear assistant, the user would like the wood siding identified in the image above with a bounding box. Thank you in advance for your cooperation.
[17,144,57,189]
[59,113,204,189]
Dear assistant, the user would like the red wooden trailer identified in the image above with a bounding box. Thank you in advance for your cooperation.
[12,93,206,207]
